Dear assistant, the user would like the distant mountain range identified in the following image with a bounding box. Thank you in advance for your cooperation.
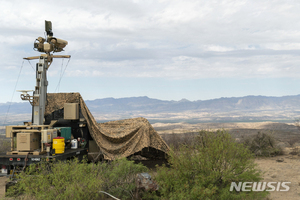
[1,95,300,124]
[84,95,300,113]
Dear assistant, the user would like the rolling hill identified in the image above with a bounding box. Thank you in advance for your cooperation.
[1,95,300,124]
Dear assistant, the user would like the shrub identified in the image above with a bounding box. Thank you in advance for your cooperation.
[286,136,300,155]
[149,130,268,200]
[0,137,10,153]
[98,157,148,198]
[242,132,283,157]
[7,157,147,200]
[7,158,102,200]
[161,132,197,150]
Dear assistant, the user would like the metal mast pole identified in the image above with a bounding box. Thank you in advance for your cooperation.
[32,56,48,125]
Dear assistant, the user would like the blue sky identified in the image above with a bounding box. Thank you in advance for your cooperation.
[1,0,300,103]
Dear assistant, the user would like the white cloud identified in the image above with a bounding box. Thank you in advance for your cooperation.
[1,0,300,101]
[204,45,235,52]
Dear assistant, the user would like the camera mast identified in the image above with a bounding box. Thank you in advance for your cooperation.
[21,20,70,125]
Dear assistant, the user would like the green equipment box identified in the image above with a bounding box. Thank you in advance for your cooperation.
[54,127,71,141]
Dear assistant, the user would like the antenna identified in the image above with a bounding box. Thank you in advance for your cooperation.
[20,21,71,125]
[45,20,53,36]
[17,90,33,95]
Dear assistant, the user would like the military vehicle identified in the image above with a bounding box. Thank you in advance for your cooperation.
[0,21,169,177]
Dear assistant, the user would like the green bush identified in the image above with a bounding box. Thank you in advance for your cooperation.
[98,157,148,198]
[7,157,147,200]
[149,130,268,200]
[243,132,283,157]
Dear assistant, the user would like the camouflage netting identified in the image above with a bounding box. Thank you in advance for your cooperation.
[46,93,170,160]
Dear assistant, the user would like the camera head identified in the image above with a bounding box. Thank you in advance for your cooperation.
[34,20,68,53]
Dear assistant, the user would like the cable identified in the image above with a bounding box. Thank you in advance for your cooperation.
[57,58,64,92]
[99,191,121,200]
[2,60,24,127]
[60,58,64,78]
[54,57,71,93]
[27,60,35,71]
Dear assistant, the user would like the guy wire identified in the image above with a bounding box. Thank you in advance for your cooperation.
[2,60,25,127]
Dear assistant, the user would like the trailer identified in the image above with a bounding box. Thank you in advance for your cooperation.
[0,148,87,177]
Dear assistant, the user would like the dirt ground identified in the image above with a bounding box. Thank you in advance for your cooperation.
[0,176,8,199]
[255,153,300,200]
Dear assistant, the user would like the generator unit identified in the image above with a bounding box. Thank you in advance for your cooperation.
[17,132,40,152]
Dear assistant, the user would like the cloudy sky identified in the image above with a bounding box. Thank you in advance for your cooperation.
[1,0,300,103]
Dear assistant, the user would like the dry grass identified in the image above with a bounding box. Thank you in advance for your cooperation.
[160,129,286,158]
[160,132,198,150]
[241,131,284,157]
